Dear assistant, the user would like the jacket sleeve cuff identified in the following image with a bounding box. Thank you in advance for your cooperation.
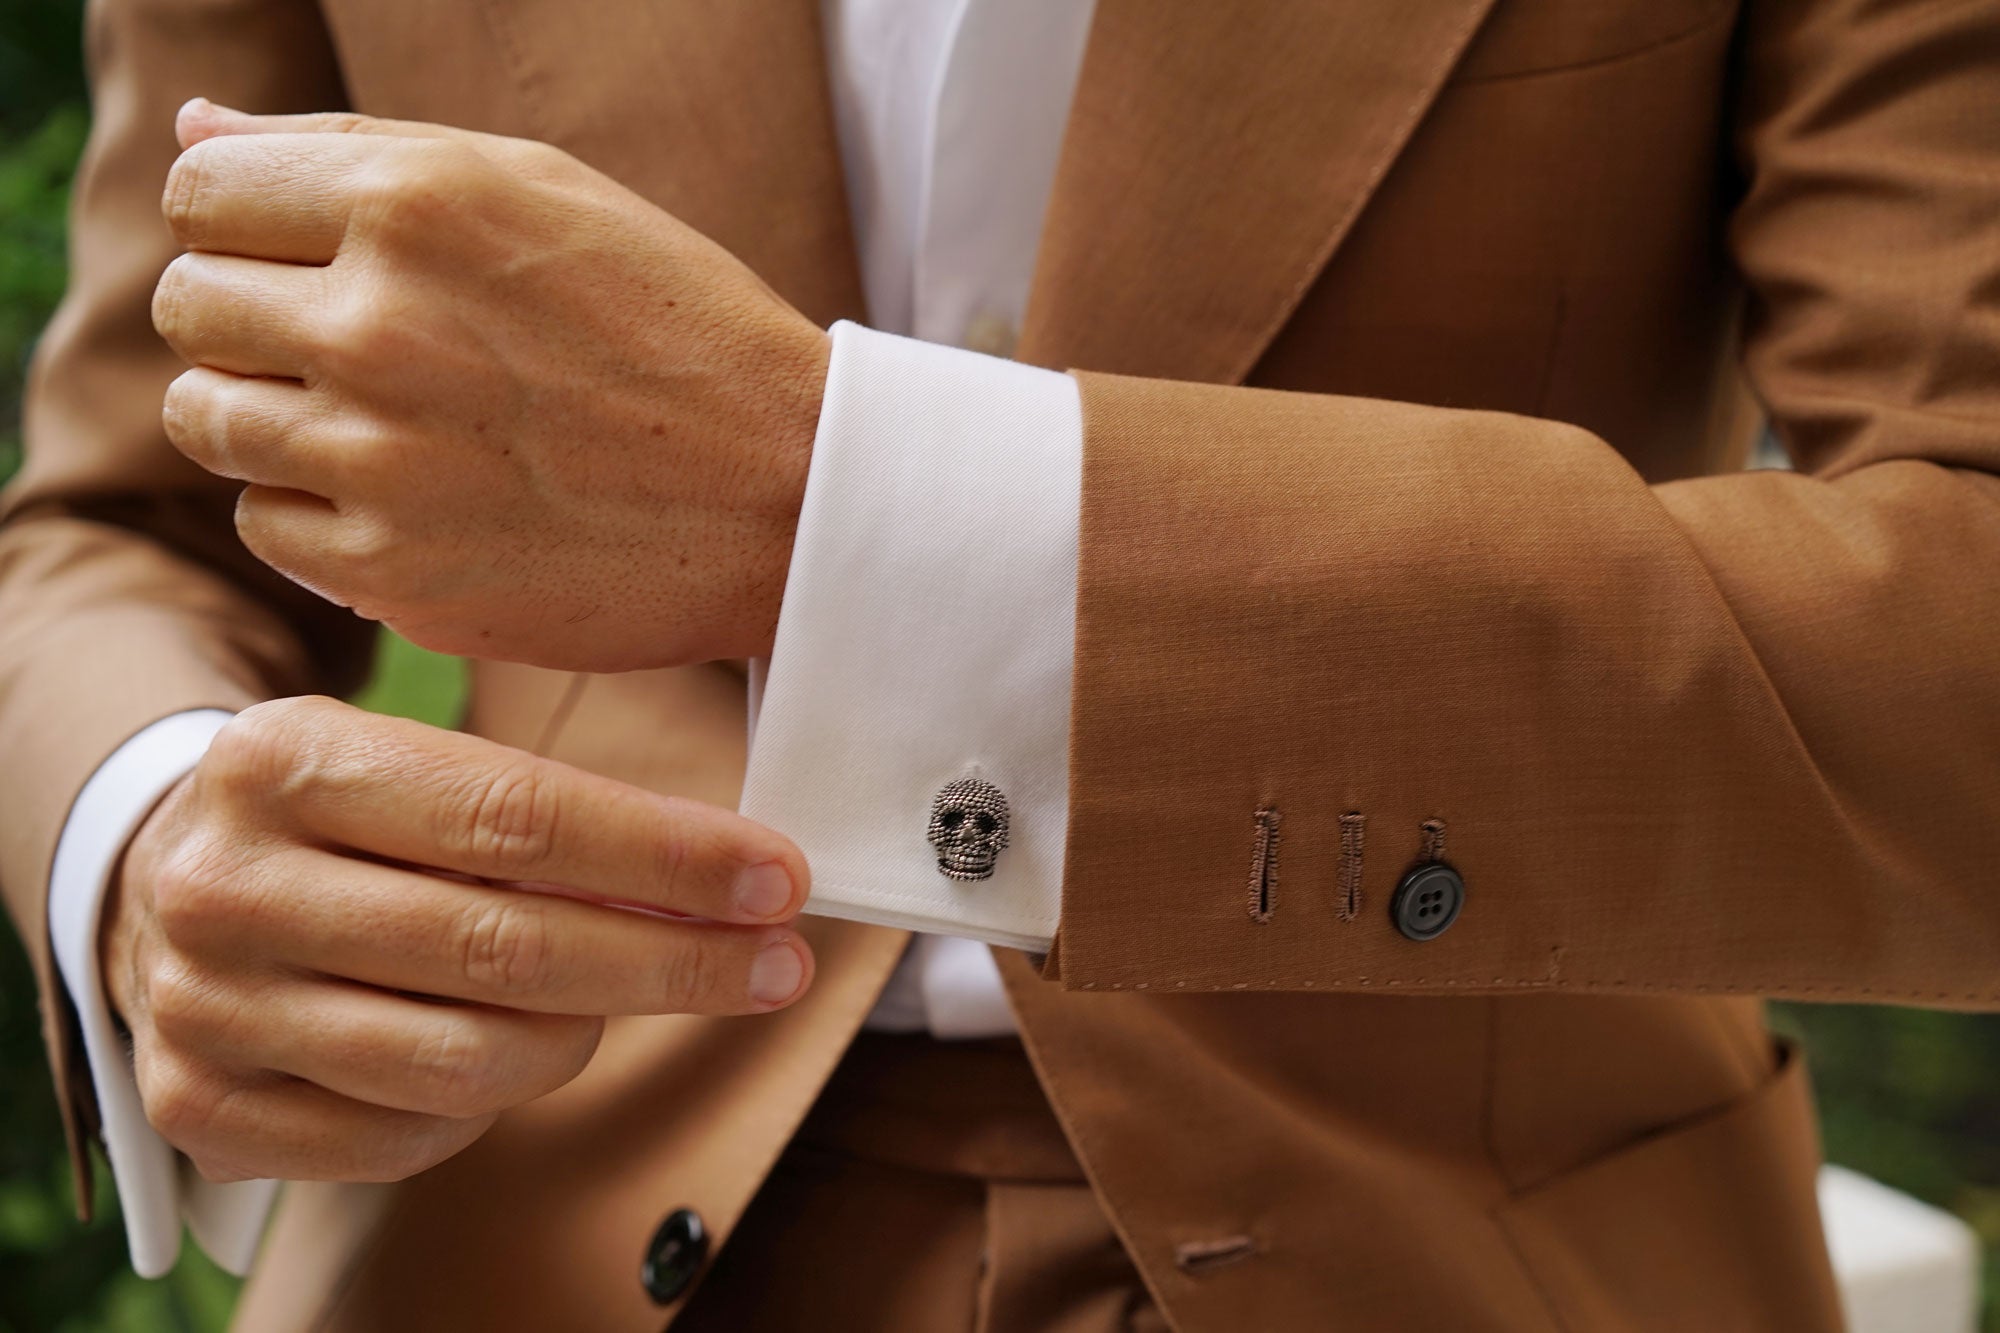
[740,321,1080,952]
[48,708,279,1277]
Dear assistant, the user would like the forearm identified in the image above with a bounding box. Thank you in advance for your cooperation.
[1050,372,2000,1004]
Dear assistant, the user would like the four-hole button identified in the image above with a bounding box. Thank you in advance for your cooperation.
[1391,862,1464,942]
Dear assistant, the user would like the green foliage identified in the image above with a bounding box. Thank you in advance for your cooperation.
[0,1,88,138]
[351,630,470,729]
[0,0,87,485]
[1773,1001,2000,1329]
[0,5,1993,1331]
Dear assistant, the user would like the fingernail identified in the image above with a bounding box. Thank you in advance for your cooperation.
[733,862,796,920]
[748,942,805,1006]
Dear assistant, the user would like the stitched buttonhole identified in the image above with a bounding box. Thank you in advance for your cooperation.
[1247,807,1281,923]
[1175,1235,1260,1275]
[1418,817,1447,864]
[1337,812,1366,922]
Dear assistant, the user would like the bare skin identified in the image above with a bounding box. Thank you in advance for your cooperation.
[152,99,830,672]
[111,100,838,1183]
[105,697,814,1183]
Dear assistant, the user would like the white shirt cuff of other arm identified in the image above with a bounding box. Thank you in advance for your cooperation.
[742,320,1080,952]
[48,709,279,1279]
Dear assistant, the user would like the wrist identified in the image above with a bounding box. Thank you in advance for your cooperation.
[733,318,829,658]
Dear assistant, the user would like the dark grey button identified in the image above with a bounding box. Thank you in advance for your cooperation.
[641,1207,708,1305]
[1392,863,1464,941]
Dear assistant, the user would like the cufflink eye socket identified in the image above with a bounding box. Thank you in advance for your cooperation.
[939,809,966,830]
[973,814,999,835]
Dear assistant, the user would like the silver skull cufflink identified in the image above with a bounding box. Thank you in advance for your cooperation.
[927,777,1010,881]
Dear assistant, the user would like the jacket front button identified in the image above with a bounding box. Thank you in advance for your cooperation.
[1391,863,1464,941]
[641,1207,709,1305]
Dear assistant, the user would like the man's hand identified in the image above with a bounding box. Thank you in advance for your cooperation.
[103,696,813,1183]
[151,99,830,672]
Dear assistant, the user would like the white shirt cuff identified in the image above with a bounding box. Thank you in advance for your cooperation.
[48,709,279,1278]
[741,321,1080,952]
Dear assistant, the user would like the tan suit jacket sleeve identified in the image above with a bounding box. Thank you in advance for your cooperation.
[0,0,361,1210]
[1052,0,2000,1007]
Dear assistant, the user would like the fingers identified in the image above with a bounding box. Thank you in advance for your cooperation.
[164,100,523,267]
[191,850,811,1016]
[277,993,601,1118]
[176,98,507,152]
[232,486,365,607]
[216,700,810,923]
[164,367,350,491]
[156,973,603,1118]
[163,130,383,264]
[136,1048,493,1183]
[153,250,326,378]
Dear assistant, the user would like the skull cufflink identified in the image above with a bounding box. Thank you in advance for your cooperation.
[927,777,1010,881]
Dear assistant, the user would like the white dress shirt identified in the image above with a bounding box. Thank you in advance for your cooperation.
[51,0,1096,1277]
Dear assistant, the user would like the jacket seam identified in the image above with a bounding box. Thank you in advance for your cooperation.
[1450,4,1736,88]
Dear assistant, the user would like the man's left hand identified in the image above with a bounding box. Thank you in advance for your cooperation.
[152,99,830,671]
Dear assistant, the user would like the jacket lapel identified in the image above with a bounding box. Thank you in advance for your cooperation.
[477,0,866,328]
[1017,0,1500,385]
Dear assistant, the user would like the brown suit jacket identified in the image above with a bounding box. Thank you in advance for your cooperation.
[5,0,1996,1327]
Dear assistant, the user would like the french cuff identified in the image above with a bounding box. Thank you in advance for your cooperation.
[48,709,279,1278]
[741,321,1080,952]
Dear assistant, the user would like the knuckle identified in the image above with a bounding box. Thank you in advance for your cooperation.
[139,1053,222,1146]
[151,252,199,349]
[205,702,302,794]
[503,137,575,187]
[318,291,389,375]
[211,696,362,818]
[413,138,489,191]
[458,898,554,997]
[141,957,209,1039]
[232,487,302,577]
[648,798,695,902]
[329,509,400,575]
[354,141,480,243]
[407,1021,498,1113]
[323,111,378,136]
[162,370,232,471]
[159,368,206,438]
[654,937,718,1014]
[462,763,559,872]
[161,142,215,245]
[149,834,236,943]
[367,1123,463,1183]
[334,416,397,488]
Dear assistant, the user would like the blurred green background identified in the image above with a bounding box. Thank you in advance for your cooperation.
[0,4,1995,1330]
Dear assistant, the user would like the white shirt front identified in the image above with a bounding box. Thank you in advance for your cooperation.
[54,0,1096,1276]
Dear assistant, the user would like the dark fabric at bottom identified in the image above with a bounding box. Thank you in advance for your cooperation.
[672,1032,1167,1333]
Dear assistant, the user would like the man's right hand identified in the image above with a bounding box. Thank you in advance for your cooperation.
[100,695,813,1184]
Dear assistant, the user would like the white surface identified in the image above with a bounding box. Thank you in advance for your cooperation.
[862,932,1016,1036]
[47,709,278,1277]
[1820,1164,1982,1333]
[742,322,1077,952]
[822,0,1097,349]
[805,0,1097,1032]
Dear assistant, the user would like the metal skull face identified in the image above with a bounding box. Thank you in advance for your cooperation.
[927,778,1010,881]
